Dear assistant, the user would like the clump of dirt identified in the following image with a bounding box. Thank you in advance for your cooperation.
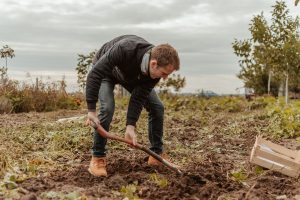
[20,152,244,199]
[19,141,300,200]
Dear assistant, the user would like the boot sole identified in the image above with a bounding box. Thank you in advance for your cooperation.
[88,167,107,177]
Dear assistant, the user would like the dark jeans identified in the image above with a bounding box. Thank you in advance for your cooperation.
[92,78,164,157]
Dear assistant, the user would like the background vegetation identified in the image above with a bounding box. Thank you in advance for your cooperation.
[0,45,83,114]
[232,1,300,102]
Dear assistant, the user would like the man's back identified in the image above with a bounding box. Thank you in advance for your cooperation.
[86,35,156,112]
[93,35,151,64]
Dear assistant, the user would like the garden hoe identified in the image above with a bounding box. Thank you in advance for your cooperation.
[90,121,182,175]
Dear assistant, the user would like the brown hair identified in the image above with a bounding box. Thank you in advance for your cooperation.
[151,44,180,70]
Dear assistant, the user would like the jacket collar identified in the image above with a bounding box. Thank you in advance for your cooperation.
[141,49,151,76]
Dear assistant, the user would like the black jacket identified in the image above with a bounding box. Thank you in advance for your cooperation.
[86,35,160,126]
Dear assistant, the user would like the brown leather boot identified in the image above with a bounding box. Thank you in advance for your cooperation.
[88,156,107,177]
[148,153,179,168]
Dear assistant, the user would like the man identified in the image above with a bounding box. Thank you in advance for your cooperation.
[86,35,180,177]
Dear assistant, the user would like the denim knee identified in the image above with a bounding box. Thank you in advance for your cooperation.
[99,103,115,130]
[150,102,164,118]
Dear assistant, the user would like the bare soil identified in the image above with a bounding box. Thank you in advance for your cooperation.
[1,108,300,200]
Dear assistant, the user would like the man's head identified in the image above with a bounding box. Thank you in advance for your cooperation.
[149,44,180,80]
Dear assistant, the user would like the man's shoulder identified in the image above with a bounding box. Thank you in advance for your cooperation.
[117,35,147,41]
[116,35,152,47]
[111,36,154,59]
[100,35,151,53]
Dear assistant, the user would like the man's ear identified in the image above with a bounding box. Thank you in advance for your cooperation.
[149,59,157,69]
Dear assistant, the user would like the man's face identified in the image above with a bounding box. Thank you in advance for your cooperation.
[149,60,175,80]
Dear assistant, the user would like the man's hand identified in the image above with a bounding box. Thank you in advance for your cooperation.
[86,112,100,128]
[125,125,137,146]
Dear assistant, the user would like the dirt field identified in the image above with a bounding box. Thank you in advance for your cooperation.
[1,97,300,200]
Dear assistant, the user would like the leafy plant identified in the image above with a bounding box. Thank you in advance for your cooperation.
[254,166,265,175]
[157,73,186,93]
[120,182,139,200]
[232,1,300,97]
[149,173,168,188]
[230,169,247,182]
[266,102,300,138]
[249,96,276,110]
[0,171,28,199]
[76,50,96,93]
[41,190,86,200]
[0,45,15,84]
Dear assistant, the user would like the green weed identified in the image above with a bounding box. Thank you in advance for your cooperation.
[120,181,139,200]
[149,173,169,188]
[254,166,265,175]
[230,169,247,182]
[266,101,300,138]
[0,171,28,199]
[41,190,87,200]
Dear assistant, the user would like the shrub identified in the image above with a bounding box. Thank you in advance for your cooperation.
[0,96,13,114]
[0,78,80,113]
[249,96,276,110]
[203,96,247,113]
[266,101,300,138]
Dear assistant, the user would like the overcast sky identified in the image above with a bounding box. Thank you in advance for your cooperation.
[0,0,299,94]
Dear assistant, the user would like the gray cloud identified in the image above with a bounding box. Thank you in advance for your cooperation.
[0,0,298,93]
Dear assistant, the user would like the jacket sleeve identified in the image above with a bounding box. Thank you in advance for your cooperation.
[86,44,124,111]
[126,79,159,126]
